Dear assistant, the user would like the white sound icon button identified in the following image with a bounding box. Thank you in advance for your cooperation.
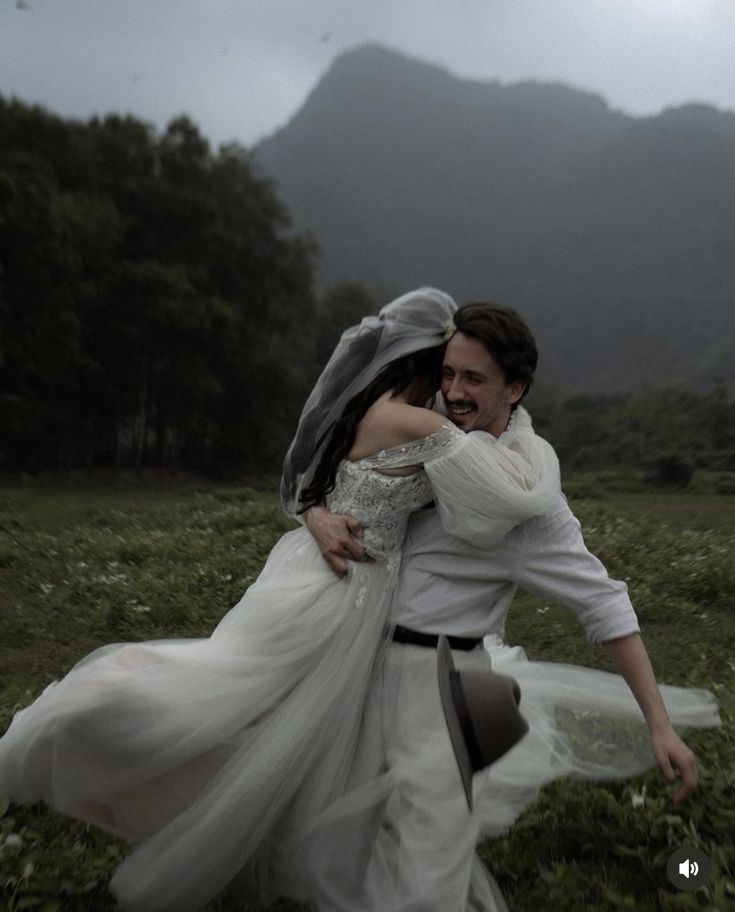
[668,847,709,891]
[677,859,699,879]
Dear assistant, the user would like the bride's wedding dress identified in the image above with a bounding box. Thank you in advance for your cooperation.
[0,413,720,912]
[0,421,523,911]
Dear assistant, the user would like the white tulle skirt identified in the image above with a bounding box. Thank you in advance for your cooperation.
[0,526,721,912]
[0,527,401,911]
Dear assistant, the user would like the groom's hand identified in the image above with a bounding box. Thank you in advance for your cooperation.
[304,505,367,577]
[651,726,699,805]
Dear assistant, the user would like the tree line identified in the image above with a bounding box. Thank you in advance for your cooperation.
[530,384,735,487]
[1,99,733,482]
[0,98,330,471]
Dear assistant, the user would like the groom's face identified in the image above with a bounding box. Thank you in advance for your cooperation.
[441,332,525,437]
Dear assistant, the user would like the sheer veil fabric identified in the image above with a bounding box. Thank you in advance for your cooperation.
[280,286,457,516]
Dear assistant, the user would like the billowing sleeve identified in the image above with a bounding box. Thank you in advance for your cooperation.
[423,407,561,547]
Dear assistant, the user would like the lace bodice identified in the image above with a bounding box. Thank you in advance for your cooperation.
[325,424,463,558]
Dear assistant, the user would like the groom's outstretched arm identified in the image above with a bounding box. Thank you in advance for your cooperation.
[603,633,699,804]
[304,505,368,577]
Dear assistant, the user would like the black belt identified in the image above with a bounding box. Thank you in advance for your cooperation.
[391,624,482,651]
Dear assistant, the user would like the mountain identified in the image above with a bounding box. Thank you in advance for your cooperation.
[253,45,735,391]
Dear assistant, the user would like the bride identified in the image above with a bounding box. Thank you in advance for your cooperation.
[0,288,562,912]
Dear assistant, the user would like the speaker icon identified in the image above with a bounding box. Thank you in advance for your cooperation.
[678,859,699,879]
[668,846,709,891]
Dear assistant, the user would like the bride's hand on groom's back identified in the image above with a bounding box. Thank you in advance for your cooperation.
[304,505,368,577]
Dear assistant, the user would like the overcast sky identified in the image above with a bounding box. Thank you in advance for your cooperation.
[2,0,734,149]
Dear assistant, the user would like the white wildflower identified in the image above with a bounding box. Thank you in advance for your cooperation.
[630,785,646,809]
[96,572,128,585]
[22,860,35,879]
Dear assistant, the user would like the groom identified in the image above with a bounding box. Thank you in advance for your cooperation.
[304,301,700,911]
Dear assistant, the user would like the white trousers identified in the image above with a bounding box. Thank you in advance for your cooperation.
[312,642,506,912]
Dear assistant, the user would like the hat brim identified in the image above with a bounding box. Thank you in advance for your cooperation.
[438,636,529,813]
[437,636,476,811]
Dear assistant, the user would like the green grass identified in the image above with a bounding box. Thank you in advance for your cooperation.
[497,489,735,911]
[0,480,733,911]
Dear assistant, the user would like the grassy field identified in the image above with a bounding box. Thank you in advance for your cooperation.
[0,479,733,911]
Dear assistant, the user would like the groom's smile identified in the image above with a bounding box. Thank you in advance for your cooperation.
[445,401,476,422]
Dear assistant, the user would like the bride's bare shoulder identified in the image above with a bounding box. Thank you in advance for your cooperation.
[348,397,449,461]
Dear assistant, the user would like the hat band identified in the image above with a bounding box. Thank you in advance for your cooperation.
[449,670,484,774]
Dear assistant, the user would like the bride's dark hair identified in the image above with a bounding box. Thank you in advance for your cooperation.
[298,345,445,512]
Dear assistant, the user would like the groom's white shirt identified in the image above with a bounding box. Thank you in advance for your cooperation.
[393,492,640,645]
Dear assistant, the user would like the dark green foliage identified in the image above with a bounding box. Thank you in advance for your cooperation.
[0,99,317,473]
[646,455,695,488]
[528,382,735,477]
[312,281,380,370]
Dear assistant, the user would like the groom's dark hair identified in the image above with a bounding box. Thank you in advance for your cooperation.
[453,303,537,403]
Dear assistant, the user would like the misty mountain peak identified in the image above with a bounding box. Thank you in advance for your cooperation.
[326,43,455,88]
[254,45,735,391]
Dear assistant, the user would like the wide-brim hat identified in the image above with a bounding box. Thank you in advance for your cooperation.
[437,635,529,811]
